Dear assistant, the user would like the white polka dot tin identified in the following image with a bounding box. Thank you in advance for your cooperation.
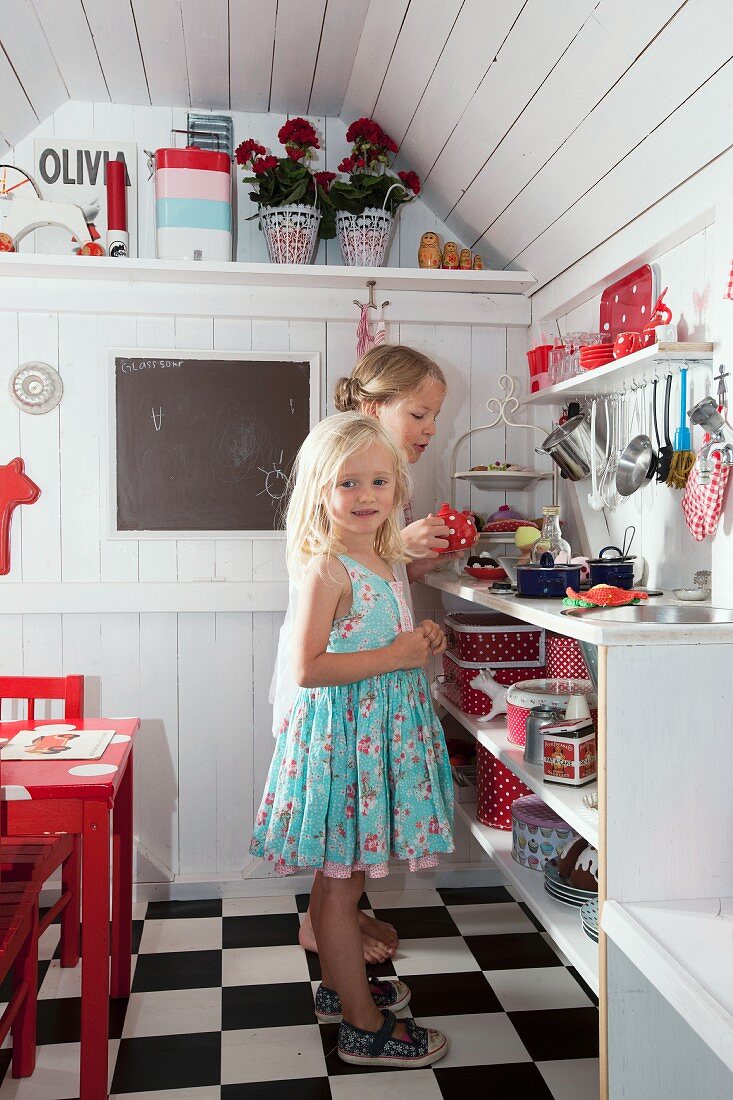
[441,652,550,718]
[506,678,598,747]
[511,794,576,871]
[444,613,546,666]
[545,633,590,680]
[476,744,531,830]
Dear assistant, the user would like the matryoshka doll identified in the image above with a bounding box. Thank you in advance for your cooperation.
[472,254,484,270]
[418,231,442,269]
[442,241,459,269]
[459,248,472,269]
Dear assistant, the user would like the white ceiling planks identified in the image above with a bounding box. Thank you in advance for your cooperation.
[342,0,409,121]
[451,0,686,255]
[373,0,462,147]
[269,0,327,114]
[395,0,523,179]
[229,0,276,113]
[31,0,109,103]
[308,0,369,117]
[516,58,733,289]
[81,0,149,106]
[0,41,38,146]
[0,0,67,122]
[423,0,600,224]
[132,0,190,108]
[181,0,230,110]
[487,0,733,273]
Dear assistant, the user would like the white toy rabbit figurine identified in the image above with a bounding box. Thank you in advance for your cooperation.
[469,667,509,721]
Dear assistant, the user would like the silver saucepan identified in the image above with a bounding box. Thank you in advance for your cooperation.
[537,414,606,483]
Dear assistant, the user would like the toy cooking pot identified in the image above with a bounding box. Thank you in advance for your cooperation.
[588,545,635,589]
[516,553,581,598]
[435,503,479,553]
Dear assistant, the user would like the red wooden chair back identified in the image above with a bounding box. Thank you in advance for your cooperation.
[0,675,84,722]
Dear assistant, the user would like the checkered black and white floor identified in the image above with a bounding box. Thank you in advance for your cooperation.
[0,885,599,1099]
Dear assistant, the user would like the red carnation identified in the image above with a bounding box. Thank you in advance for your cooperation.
[278,117,319,150]
[252,155,278,174]
[338,156,356,173]
[235,139,266,166]
[398,170,420,195]
[314,170,336,192]
[286,146,306,161]
[383,134,398,154]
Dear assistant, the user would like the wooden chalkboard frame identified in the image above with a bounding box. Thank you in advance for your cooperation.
[105,347,321,539]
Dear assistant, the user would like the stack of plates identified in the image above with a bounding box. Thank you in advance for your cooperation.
[579,344,614,370]
[544,858,598,909]
[580,897,599,942]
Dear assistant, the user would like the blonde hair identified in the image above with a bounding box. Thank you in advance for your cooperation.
[334,344,446,413]
[285,412,411,579]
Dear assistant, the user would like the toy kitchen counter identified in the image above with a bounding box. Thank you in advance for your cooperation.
[419,571,733,646]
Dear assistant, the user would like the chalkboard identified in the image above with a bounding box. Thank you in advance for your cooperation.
[108,350,320,536]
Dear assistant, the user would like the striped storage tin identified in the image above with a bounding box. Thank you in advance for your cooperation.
[154,146,232,261]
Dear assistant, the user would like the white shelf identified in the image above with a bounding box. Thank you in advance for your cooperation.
[455,801,599,993]
[454,470,552,491]
[435,689,599,848]
[420,572,733,646]
[521,342,714,406]
[603,898,733,1072]
[0,252,534,295]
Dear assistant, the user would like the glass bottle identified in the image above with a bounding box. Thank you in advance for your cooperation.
[530,505,571,564]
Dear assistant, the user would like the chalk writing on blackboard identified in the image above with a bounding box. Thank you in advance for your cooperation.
[109,350,319,535]
[258,450,288,505]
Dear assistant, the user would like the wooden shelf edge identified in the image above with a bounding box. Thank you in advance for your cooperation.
[521,342,714,406]
[455,801,599,993]
[603,899,733,1073]
[0,252,535,295]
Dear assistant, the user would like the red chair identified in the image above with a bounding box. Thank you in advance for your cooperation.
[0,878,40,1076]
[0,675,83,967]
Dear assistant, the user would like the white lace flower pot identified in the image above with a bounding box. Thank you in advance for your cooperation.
[260,203,321,264]
[336,207,395,267]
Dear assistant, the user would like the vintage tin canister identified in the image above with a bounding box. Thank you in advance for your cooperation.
[511,795,576,870]
[154,145,232,261]
[543,717,597,786]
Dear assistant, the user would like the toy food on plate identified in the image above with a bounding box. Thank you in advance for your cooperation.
[470,462,531,472]
[464,553,507,581]
[483,504,538,534]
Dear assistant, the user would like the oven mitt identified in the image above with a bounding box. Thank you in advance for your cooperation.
[682,448,730,541]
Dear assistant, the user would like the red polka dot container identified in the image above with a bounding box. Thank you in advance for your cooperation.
[441,652,548,718]
[545,633,589,680]
[506,679,598,747]
[444,613,546,666]
[511,794,576,871]
[476,744,531,830]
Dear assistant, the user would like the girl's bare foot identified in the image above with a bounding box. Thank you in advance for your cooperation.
[299,909,399,962]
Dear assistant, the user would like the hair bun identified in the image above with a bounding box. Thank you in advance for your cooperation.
[334,376,358,411]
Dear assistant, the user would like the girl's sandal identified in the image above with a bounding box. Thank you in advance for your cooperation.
[337,1009,448,1069]
[315,976,410,1024]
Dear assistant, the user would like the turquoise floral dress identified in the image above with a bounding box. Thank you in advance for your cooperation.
[250,555,454,878]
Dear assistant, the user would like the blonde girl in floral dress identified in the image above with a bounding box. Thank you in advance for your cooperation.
[251,412,453,1068]
[272,344,456,964]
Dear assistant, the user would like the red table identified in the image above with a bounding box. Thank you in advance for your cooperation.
[1,718,139,1099]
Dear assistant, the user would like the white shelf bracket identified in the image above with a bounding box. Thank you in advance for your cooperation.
[450,374,557,505]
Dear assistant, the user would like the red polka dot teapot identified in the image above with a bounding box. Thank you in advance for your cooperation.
[435,502,479,553]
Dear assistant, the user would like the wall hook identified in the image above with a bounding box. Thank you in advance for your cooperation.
[353,279,390,312]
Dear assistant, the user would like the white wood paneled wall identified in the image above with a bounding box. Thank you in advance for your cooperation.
[0,304,525,884]
[0,98,531,885]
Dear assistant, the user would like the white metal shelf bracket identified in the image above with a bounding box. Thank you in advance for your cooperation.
[450,374,557,505]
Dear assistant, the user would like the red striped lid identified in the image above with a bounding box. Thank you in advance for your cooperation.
[155,147,231,172]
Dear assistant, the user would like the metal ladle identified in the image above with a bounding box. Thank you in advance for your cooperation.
[616,382,654,497]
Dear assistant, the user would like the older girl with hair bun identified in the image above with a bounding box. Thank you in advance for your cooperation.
[271,343,455,963]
